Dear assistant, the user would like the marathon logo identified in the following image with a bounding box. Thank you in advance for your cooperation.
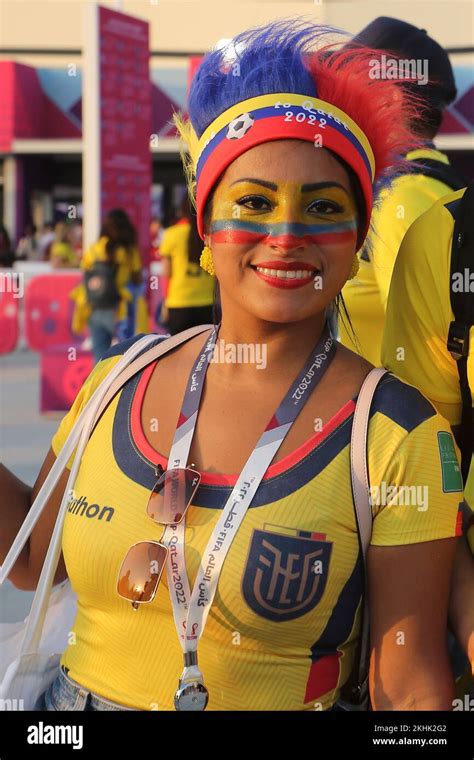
[67,493,115,522]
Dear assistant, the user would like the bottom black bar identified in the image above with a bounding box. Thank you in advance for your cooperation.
[0,709,472,758]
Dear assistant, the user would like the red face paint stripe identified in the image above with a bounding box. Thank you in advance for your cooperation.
[211,229,358,246]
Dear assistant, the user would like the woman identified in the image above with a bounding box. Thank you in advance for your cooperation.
[1,20,462,711]
[15,222,38,261]
[49,222,79,268]
[159,196,215,334]
[70,209,144,364]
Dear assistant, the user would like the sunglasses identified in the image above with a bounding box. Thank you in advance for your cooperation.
[117,466,201,609]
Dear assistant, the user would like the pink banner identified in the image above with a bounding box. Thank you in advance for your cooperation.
[98,6,152,271]
[0,289,19,353]
[24,273,83,351]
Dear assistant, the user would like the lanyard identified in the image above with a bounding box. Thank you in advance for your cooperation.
[161,323,336,705]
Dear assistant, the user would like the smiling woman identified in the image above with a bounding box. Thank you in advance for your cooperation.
[2,17,464,713]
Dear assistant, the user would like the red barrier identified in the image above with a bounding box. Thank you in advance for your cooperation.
[0,289,19,354]
[41,344,93,412]
[24,273,83,351]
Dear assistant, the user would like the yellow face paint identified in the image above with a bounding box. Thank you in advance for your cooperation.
[210,179,358,248]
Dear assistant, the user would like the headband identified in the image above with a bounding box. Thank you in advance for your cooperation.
[194,92,375,243]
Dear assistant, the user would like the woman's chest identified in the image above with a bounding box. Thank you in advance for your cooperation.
[139,358,357,475]
[63,414,362,648]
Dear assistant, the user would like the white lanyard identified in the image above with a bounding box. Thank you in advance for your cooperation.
[161,324,335,706]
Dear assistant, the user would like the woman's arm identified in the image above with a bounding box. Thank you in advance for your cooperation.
[0,448,70,591]
[448,536,474,670]
[368,538,457,710]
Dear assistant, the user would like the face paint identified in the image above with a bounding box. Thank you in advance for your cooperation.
[210,180,358,249]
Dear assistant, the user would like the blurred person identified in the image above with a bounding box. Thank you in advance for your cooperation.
[15,222,39,262]
[0,223,15,268]
[339,17,466,365]
[150,216,163,261]
[382,186,474,675]
[0,20,462,713]
[50,222,79,268]
[70,221,83,260]
[37,221,55,261]
[70,208,143,363]
[160,197,215,334]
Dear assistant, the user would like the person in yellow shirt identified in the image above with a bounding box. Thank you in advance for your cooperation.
[382,186,474,672]
[339,17,465,365]
[50,222,79,268]
[160,199,215,334]
[70,209,144,363]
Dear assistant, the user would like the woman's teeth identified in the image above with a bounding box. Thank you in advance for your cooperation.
[254,266,316,279]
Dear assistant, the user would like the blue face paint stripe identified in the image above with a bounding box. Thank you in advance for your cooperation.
[210,219,358,235]
[196,103,372,181]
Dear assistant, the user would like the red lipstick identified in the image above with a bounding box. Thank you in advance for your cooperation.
[250,260,319,289]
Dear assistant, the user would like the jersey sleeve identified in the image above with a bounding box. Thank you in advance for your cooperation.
[382,194,474,427]
[80,244,95,271]
[158,228,175,259]
[369,175,446,310]
[51,336,146,469]
[371,413,463,546]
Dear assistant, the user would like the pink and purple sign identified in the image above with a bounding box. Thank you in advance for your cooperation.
[96,5,152,270]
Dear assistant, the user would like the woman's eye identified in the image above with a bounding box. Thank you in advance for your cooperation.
[236,195,272,211]
[307,199,344,215]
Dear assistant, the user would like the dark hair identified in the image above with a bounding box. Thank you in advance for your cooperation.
[100,208,137,260]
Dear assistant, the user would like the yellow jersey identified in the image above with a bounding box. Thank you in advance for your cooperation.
[160,220,215,309]
[382,188,474,512]
[51,335,462,710]
[340,148,457,366]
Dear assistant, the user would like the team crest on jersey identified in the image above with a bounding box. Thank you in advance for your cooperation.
[242,525,332,622]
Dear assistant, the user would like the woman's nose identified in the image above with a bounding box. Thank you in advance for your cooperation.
[266,222,307,253]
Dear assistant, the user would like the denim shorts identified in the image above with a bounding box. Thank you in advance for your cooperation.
[35,665,138,711]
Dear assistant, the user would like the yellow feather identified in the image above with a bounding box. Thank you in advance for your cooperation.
[172,111,200,209]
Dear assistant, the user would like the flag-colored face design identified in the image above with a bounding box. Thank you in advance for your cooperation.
[210,179,358,250]
[204,140,360,325]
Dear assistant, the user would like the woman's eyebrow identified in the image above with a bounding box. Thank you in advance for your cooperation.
[300,181,350,194]
[228,178,350,195]
[229,178,278,190]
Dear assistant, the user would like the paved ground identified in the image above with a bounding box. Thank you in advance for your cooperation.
[0,347,64,622]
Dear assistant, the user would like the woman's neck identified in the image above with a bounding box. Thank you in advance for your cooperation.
[209,308,328,385]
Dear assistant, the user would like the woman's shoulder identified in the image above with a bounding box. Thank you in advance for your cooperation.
[369,371,438,434]
[100,327,213,367]
[335,342,437,433]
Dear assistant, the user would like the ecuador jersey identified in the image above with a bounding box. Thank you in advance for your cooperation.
[160,220,215,309]
[339,148,456,366]
[382,188,474,513]
[51,334,462,711]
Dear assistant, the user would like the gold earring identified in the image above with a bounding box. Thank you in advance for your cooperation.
[200,244,216,275]
[348,255,359,280]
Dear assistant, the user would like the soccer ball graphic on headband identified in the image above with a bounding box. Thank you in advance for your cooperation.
[226,113,255,140]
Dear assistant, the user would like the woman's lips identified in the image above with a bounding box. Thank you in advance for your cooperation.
[249,261,320,289]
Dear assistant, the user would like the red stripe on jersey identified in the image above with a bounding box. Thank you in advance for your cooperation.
[304,652,342,703]
[130,360,356,486]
